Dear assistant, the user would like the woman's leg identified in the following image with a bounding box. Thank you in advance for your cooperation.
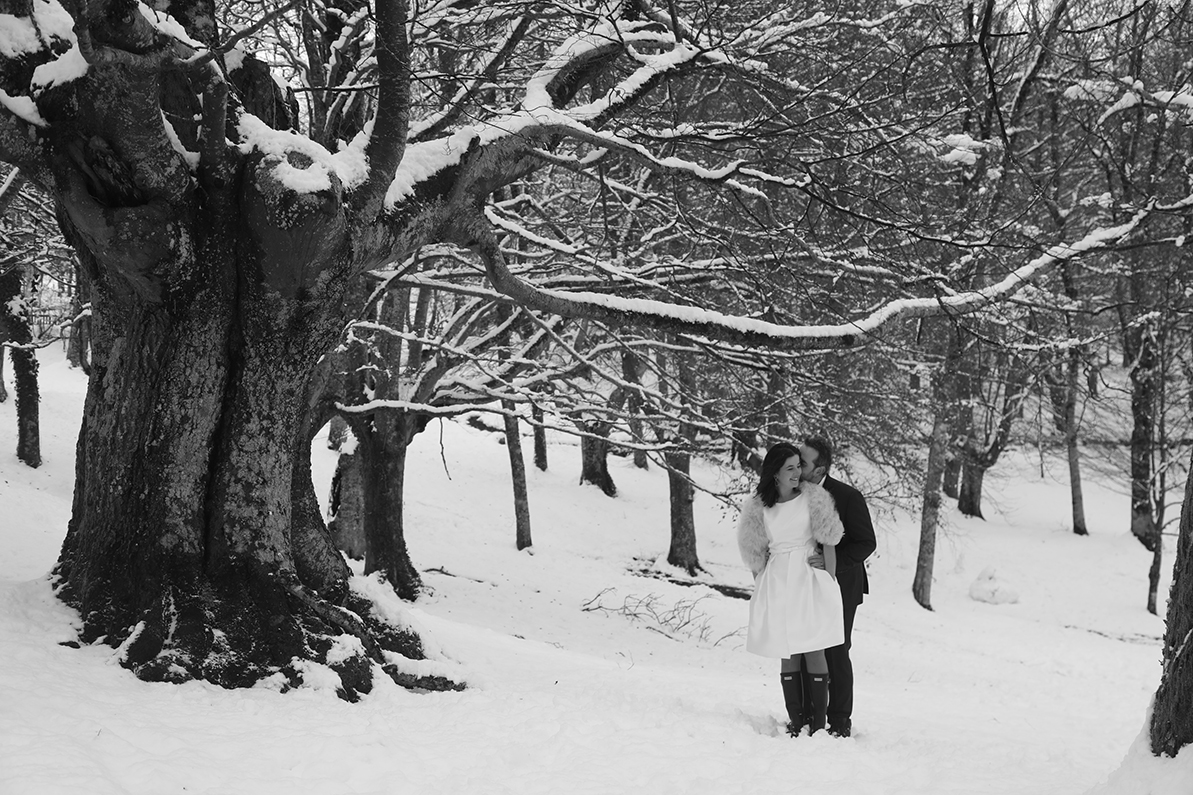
[803,648,831,733]
[803,649,828,674]
[779,654,804,734]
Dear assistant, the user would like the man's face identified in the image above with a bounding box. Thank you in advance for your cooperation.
[797,445,823,483]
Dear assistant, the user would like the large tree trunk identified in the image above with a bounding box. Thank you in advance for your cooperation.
[52,146,445,695]
[1150,452,1193,756]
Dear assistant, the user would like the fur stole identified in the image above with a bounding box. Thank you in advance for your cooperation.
[736,482,845,577]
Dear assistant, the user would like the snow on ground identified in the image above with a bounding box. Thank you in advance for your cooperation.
[1,347,1192,795]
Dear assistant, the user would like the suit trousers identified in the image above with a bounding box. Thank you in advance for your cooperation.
[825,596,859,727]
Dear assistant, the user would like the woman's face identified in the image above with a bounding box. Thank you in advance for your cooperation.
[774,453,803,495]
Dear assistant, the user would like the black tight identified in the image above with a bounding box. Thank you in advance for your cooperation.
[780,650,827,674]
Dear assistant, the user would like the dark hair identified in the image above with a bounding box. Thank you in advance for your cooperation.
[756,443,801,507]
[804,436,833,473]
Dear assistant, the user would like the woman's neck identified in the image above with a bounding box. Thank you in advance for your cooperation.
[776,485,800,502]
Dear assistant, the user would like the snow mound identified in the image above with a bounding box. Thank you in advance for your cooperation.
[968,566,1020,605]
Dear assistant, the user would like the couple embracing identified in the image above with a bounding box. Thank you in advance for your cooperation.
[737,438,876,738]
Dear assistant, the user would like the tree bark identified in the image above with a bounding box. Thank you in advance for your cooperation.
[328,448,367,560]
[0,263,39,466]
[66,265,92,374]
[957,460,985,519]
[1127,321,1159,551]
[503,406,533,550]
[942,455,961,499]
[1150,450,1193,756]
[350,412,424,601]
[665,449,700,575]
[532,403,548,471]
[664,349,700,575]
[914,407,948,611]
[1062,351,1088,535]
[50,134,444,695]
[579,421,617,497]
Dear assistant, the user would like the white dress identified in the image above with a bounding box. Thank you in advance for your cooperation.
[746,493,845,657]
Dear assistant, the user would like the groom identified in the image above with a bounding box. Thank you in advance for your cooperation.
[799,436,876,738]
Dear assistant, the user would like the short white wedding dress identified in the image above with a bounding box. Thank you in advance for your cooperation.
[746,492,845,657]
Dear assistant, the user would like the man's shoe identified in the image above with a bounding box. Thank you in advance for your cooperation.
[827,723,851,738]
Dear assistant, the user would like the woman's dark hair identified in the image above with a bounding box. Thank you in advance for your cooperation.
[756,442,801,507]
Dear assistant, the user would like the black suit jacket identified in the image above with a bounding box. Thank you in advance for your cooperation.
[822,474,876,607]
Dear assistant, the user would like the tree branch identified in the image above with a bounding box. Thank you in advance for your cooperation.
[353,0,412,220]
[455,205,1154,352]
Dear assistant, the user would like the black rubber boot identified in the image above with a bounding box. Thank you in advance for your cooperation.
[780,672,805,736]
[807,673,830,735]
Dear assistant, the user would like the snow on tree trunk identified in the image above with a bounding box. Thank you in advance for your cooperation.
[50,121,446,694]
[1150,452,1193,756]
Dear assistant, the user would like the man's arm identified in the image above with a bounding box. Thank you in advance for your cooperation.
[837,490,876,566]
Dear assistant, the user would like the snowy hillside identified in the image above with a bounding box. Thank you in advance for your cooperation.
[1,348,1191,795]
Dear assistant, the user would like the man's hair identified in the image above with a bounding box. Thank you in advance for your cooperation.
[804,436,833,473]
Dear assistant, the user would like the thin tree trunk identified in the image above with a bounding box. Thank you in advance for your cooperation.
[664,349,700,575]
[665,449,700,575]
[1150,451,1193,756]
[66,265,91,374]
[957,460,985,519]
[1128,324,1159,551]
[328,448,367,560]
[0,264,39,466]
[915,344,957,613]
[503,405,533,551]
[942,455,961,499]
[579,422,616,497]
[622,351,649,470]
[327,414,350,451]
[353,413,423,601]
[532,403,548,471]
[11,339,39,467]
[1064,351,1088,535]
